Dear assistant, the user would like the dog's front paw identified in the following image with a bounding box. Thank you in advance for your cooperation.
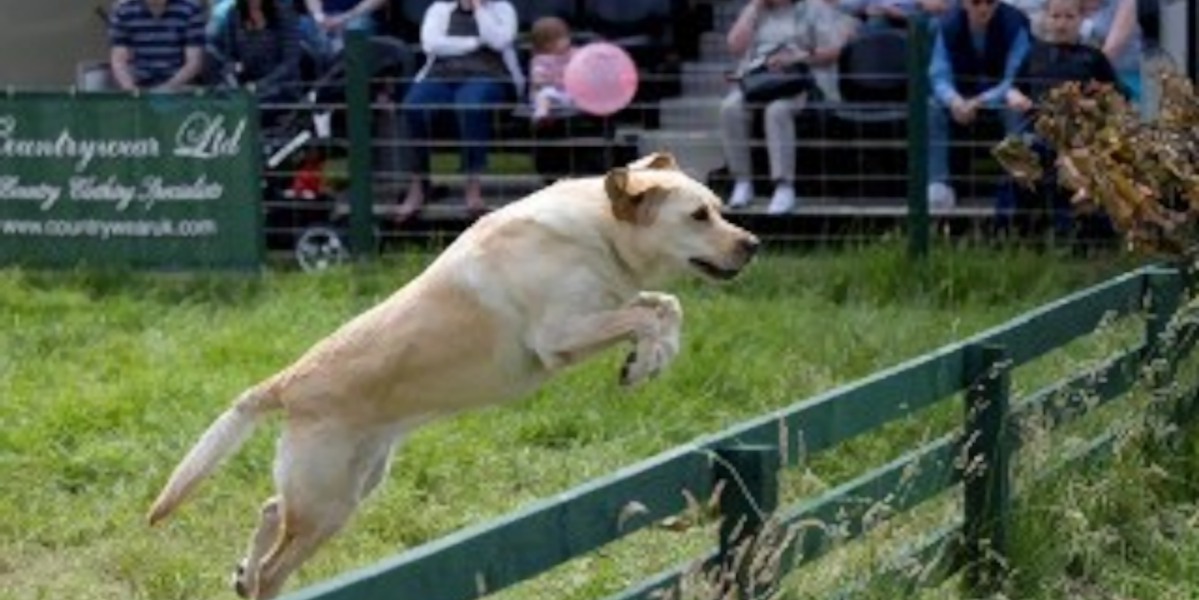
[632,292,683,326]
[232,560,252,599]
[619,331,680,387]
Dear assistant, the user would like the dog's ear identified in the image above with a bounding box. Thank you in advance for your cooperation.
[605,167,664,224]
[628,151,680,171]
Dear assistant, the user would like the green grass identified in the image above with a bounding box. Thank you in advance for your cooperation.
[0,242,1184,600]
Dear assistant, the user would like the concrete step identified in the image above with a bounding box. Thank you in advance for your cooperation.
[657,95,725,131]
[699,31,737,65]
[634,129,727,182]
[682,62,732,99]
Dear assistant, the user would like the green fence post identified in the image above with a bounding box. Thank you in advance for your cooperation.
[906,15,931,260]
[962,343,1012,596]
[1144,267,1184,371]
[345,30,375,259]
[1144,267,1186,444]
[714,445,781,600]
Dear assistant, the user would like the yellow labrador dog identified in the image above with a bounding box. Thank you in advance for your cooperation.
[146,152,759,599]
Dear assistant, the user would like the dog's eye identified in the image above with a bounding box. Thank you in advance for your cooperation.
[691,207,710,222]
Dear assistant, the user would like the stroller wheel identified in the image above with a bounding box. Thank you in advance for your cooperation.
[295,224,350,272]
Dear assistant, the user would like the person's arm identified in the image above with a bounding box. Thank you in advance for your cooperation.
[1102,0,1137,60]
[806,12,859,67]
[1091,47,1118,84]
[529,54,552,91]
[156,5,207,90]
[928,28,960,106]
[1005,55,1034,111]
[158,48,204,90]
[304,0,326,24]
[1006,48,1032,94]
[421,2,481,56]
[474,0,517,50]
[1086,46,1127,98]
[110,46,139,91]
[344,0,387,23]
[975,28,1030,107]
[108,8,139,91]
[727,0,763,58]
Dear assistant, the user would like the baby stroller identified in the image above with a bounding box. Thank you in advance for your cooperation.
[207,17,414,271]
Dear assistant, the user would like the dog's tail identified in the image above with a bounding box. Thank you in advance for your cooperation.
[146,385,281,526]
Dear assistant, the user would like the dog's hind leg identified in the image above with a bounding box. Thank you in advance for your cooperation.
[249,421,408,599]
[356,415,428,501]
[232,496,282,598]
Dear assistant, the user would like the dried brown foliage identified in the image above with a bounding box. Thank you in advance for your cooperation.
[992,70,1199,254]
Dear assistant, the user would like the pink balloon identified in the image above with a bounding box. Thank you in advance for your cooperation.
[563,42,639,117]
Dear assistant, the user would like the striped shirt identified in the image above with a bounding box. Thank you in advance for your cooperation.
[108,0,207,87]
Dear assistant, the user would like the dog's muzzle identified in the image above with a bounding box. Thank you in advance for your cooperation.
[690,236,760,280]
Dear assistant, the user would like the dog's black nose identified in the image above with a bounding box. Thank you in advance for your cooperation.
[739,236,761,257]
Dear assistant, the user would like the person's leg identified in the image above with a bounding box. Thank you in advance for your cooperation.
[532,87,554,120]
[534,86,573,119]
[763,94,806,214]
[927,99,956,208]
[398,79,454,216]
[297,15,336,71]
[927,99,953,185]
[718,89,754,207]
[454,79,509,211]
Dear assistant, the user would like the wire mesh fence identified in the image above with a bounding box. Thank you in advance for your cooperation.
[3,0,1154,271]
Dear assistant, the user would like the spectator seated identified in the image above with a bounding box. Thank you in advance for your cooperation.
[741,26,1012,204]
[791,28,913,200]
[382,0,679,187]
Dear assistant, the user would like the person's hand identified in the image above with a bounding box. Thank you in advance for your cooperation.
[1007,92,1033,113]
[765,52,789,71]
[765,48,805,71]
[949,96,978,124]
[321,12,349,32]
[917,0,949,12]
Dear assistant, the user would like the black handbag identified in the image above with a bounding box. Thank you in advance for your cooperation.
[739,61,814,104]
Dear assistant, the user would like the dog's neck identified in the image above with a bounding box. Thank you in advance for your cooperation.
[602,222,670,291]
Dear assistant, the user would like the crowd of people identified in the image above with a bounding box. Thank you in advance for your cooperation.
[104,0,1149,227]
[715,0,1144,218]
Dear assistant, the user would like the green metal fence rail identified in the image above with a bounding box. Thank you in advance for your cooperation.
[272,263,1198,600]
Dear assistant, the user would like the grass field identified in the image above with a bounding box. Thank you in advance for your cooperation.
[1,242,1195,600]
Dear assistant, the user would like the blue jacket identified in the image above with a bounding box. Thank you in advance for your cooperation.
[928,3,1030,108]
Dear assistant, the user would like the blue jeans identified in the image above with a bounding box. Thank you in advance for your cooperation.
[928,99,1023,186]
[401,78,509,176]
[298,13,375,70]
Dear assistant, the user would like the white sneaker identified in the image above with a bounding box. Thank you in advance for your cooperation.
[927,182,957,211]
[727,180,754,209]
[766,183,797,215]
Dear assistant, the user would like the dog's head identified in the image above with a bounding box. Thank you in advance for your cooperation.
[605,152,760,282]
